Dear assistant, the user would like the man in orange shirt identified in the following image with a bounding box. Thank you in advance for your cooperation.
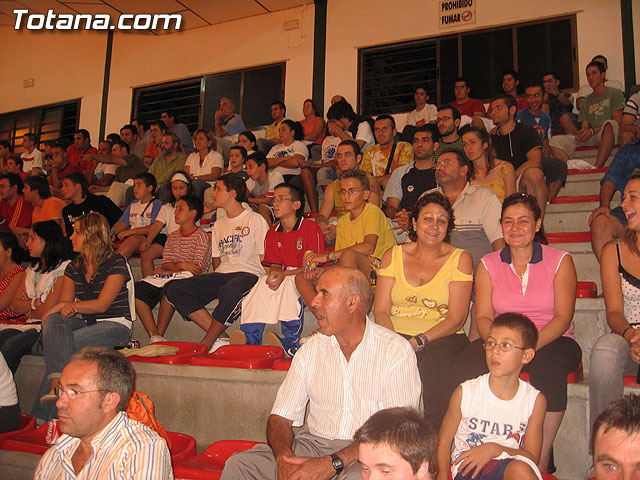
[24,175,67,234]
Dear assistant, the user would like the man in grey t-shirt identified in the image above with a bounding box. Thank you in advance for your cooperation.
[424,148,504,268]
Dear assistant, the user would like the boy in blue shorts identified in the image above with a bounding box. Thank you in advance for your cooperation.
[437,313,547,480]
[232,183,324,356]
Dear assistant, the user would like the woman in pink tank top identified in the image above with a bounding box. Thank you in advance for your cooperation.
[441,193,581,474]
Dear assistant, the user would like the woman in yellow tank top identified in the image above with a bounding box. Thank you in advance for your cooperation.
[374,192,473,426]
[462,126,516,202]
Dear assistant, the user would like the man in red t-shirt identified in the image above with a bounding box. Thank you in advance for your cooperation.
[450,77,486,118]
[49,140,82,197]
[502,70,528,112]
[66,129,98,177]
[0,173,34,245]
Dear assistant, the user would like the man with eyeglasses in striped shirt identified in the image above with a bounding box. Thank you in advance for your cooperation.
[34,347,173,479]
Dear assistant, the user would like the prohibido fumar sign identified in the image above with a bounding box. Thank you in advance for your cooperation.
[439,0,476,28]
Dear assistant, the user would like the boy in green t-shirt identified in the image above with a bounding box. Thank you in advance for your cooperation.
[550,60,624,167]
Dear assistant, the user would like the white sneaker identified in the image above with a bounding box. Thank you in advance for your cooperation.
[208,337,230,353]
[149,335,167,344]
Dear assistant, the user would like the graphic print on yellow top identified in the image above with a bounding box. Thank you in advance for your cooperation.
[377,245,472,336]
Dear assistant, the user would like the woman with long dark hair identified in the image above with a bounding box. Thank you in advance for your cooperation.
[1,222,71,373]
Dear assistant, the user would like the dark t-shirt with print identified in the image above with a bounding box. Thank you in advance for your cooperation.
[62,194,122,235]
[491,123,542,171]
[400,167,437,211]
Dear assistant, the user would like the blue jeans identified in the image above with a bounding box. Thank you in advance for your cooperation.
[0,328,40,374]
[589,333,638,430]
[32,315,131,421]
[240,298,305,356]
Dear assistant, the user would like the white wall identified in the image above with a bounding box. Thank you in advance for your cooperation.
[324,0,627,115]
[0,5,315,140]
[105,4,315,135]
[0,29,108,139]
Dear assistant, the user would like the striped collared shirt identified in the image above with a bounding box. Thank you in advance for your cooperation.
[34,411,173,480]
[271,318,421,440]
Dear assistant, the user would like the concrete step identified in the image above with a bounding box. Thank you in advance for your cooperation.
[546,239,601,292]
[545,199,620,232]
[559,169,606,197]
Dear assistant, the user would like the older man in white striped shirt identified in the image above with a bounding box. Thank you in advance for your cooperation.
[222,266,421,479]
[34,347,173,480]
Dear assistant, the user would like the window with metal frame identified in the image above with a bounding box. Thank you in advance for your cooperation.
[132,63,285,134]
[359,15,577,116]
[0,100,80,154]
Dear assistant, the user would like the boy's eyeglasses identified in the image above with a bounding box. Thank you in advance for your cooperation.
[483,340,526,352]
[273,196,293,203]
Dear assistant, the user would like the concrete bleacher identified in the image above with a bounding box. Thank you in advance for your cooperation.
[3,147,639,480]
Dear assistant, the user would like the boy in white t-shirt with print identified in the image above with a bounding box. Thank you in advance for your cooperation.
[163,174,269,353]
[245,151,284,227]
[437,313,547,480]
[110,172,163,259]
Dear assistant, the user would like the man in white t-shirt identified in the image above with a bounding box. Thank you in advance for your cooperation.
[21,133,43,176]
[406,86,438,127]
[266,120,309,181]
[620,89,640,147]
[162,173,269,353]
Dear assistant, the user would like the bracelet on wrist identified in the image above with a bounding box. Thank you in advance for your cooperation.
[622,326,635,340]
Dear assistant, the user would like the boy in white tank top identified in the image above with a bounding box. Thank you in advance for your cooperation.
[437,313,547,480]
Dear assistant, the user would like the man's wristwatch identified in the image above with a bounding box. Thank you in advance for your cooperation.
[330,453,344,473]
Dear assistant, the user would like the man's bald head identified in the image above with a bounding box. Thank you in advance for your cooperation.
[331,266,373,316]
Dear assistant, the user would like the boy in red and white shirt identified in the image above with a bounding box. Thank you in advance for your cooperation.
[234,183,324,356]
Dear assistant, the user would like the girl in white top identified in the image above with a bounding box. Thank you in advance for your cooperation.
[139,171,195,278]
[3,221,71,374]
[266,120,309,178]
[406,87,438,127]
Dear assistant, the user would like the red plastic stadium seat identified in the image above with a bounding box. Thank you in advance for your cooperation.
[0,414,36,444]
[174,440,264,479]
[189,345,284,369]
[168,431,197,464]
[623,376,640,387]
[550,195,599,204]
[576,281,597,298]
[546,232,591,243]
[520,362,583,383]
[127,341,207,364]
[0,420,61,455]
[567,167,608,175]
[272,358,292,371]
